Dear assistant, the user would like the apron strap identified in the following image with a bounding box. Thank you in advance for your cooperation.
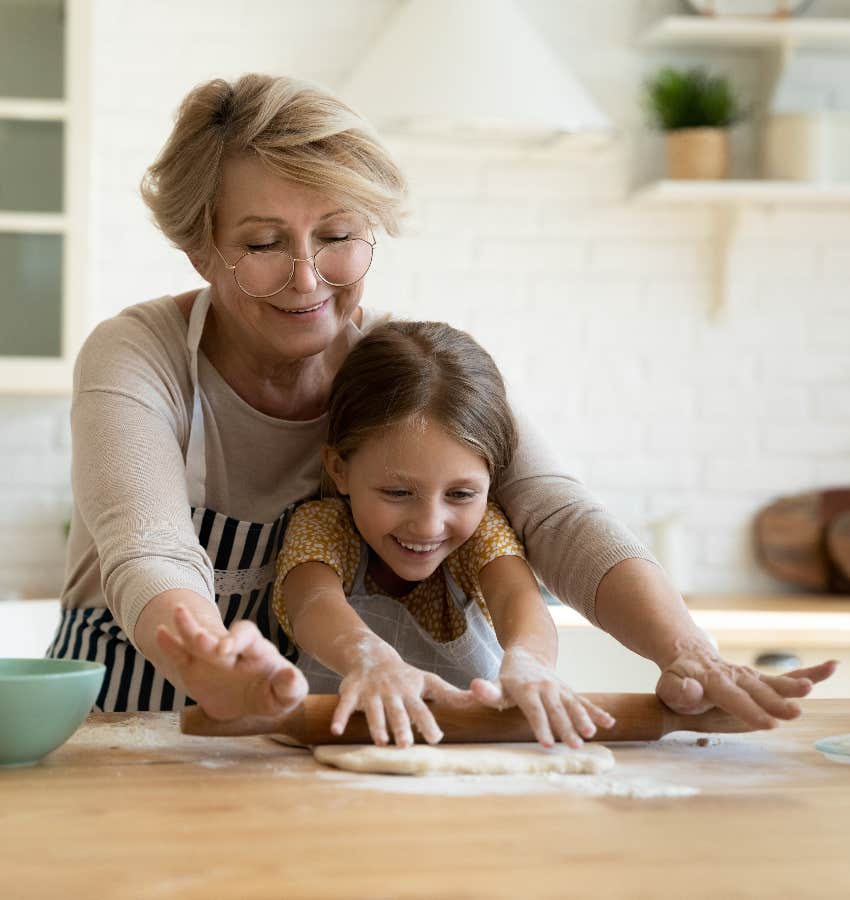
[184,288,213,508]
[350,540,371,595]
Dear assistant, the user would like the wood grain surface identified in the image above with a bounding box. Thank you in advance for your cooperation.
[1,700,849,900]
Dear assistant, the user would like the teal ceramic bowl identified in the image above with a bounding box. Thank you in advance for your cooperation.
[0,658,105,768]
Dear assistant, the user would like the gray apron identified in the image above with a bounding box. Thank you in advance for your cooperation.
[47,288,297,711]
[296,541,504,692]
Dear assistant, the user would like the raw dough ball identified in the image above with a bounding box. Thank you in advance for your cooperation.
[312,742,615,776]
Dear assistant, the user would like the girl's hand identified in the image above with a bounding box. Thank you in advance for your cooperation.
[155,605,309,721]
[332,645,463,748]
[655,637,838,729]
[470,647,616,748]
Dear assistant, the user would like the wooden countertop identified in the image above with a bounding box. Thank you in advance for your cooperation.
[2,701,849,899]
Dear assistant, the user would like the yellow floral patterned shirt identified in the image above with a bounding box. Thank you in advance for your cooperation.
[272,498,526,643]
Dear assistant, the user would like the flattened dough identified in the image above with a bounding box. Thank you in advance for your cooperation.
[312,742,615,776]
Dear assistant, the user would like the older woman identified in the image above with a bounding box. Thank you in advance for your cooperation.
[49,74,833,732]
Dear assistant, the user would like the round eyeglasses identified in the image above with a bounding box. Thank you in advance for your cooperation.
[213,236,376,299]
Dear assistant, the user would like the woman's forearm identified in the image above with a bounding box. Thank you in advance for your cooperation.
[593,558,709,669]
[133,588,226,692]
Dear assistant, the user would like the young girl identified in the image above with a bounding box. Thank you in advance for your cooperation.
[270,320,616,749]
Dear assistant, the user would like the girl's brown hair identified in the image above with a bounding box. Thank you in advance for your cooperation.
[324,321,517,495]
[141,74,407,262]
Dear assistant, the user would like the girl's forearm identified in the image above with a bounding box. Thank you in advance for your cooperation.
[498,613,558,665]
[479,556,559,665]
[593,557,710,668]
[284,563,400,676]
[296,603,398,675]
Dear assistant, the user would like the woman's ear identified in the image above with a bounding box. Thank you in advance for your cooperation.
[186,243,216,283]
[187,251,213,282]
[322,446,350,496]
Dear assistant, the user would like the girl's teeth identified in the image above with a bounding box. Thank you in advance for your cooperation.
[397,538,441,553]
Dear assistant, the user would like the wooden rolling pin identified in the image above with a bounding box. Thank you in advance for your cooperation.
[180,693,755,745]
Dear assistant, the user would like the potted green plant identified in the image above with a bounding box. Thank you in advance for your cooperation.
[645,67,743,180]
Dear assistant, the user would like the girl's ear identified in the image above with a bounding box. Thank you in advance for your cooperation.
[322,446,350,496]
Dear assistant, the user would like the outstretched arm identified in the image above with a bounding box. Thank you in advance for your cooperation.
[496,411,836,727]
[151,591,308,721]
[595,558,838,727]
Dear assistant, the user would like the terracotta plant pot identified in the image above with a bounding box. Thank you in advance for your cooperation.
[665,127,729,180]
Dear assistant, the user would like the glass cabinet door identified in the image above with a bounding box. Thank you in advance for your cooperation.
[0,0,64,99]
[0,233,63,357]
[0,0,86,391]
[0,119,64,212]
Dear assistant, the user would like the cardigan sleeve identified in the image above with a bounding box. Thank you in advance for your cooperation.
[495,405,657,627]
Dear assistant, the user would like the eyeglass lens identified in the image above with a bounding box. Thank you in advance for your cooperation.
[234,239,374,297]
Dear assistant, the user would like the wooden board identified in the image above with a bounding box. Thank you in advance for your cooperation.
[1,700,849,899]
[754,488,850,591]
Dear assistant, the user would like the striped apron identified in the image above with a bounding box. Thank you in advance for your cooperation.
[47,288,297,711]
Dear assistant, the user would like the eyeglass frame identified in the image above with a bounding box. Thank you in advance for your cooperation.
[212,232,377,299]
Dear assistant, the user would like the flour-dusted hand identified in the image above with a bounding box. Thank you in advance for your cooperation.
[469,647,616,749]
[655,636,839,729]
[331,642,464,748]
[155,605,308,721]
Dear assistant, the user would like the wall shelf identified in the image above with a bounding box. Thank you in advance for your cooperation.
[637,15,850,319]
[640,16,850,52]
[634,179,850,319]
[634,178,850,206]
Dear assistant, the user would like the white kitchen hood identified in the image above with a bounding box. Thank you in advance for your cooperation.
[340,0,611,142]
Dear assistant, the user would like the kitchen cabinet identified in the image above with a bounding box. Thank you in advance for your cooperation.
[688,593,850,698]
[553,593,850,698]
[0,0,89,394]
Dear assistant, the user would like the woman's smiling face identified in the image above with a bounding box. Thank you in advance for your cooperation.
[205,153,371,365]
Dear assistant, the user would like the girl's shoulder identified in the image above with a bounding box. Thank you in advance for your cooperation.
[472,501,523,546]
[289,497,357,540]
[448,501,526,577]
[279,498,361,593]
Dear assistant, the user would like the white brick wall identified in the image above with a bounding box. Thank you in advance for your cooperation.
[1,0,849,600]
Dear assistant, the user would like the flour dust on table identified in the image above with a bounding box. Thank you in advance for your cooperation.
[312,742,616,776]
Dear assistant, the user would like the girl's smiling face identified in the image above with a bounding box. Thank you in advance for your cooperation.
[324,416,491,591]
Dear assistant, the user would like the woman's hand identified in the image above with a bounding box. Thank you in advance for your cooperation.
[332,644,463,748]
[470,647,616,748]
[655,636,839,728]
[155,605,308,721]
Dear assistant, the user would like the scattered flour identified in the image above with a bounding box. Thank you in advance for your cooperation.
[197,758,234,769]
[311,768,699,798]
[68,715,182,748]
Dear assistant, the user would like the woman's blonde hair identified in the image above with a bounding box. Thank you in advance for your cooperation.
[323,321,517,497]
[140,74,407,259]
